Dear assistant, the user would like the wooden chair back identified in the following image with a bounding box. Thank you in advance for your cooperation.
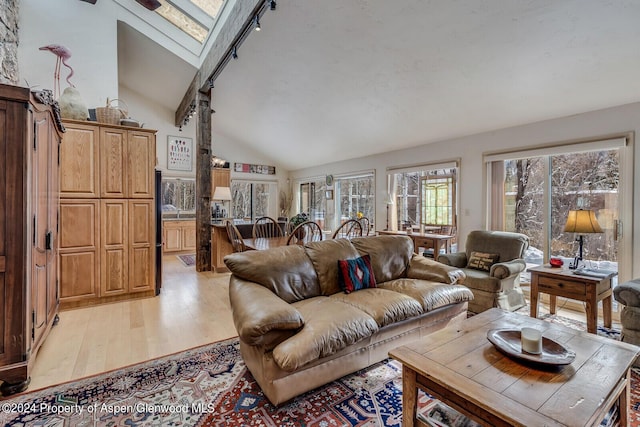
[358,217,371,236]
[332,219,363,239]
[226,220,247,252]
[252,216,284,239]
[286,221,324,245]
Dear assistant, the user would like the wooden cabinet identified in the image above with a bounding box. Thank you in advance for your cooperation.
[163,220,196,253]
[59,120,156,309]
[0,84,62,395]
[211,224,232,272]
[211,168,231,197]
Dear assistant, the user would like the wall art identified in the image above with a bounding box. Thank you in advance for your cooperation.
[167,136,192,171]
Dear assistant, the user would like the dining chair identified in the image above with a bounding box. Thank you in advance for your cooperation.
[358,217,371,236]
[252,216,284,239]
[226,220,248,252]
[286,221,323,245]
[332,219,363,239]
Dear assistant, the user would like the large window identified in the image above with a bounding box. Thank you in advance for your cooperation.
[486,136,633,316]
[295,172,375,233]
[231,180,277,221]
[391,166,457,230]
[335,173,375,226]
[161,178,195,217]
[298,179,327,230]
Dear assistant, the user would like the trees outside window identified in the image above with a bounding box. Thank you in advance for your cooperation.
[498,149,619,265]
[394,168,457,229]
[231,181,277,221]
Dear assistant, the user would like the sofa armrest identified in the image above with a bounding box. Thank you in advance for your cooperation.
[229,277,304,346]
[407,254,466,284]
[490,259,526,279]
[436,251,467,268]
[614,279,640,307]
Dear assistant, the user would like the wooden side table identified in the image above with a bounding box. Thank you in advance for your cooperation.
[528,265,616,334]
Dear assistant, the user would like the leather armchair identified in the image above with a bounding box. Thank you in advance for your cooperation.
[613,279,640,349]
[437,230,529,313]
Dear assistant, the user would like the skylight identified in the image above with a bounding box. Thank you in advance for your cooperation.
[155,0,225,44]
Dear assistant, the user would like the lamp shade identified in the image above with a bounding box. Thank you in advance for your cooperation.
[564,209,603,234]
[212,186,232,201]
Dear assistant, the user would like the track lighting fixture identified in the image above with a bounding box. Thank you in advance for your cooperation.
[269,0,276,10]
[208,78,215,88]
[254,15,261,31]
[232,46,238,59]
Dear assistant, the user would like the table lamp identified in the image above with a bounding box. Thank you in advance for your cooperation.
[563,209,602,269]
[212,186,232,220]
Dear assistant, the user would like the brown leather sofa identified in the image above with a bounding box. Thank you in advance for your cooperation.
[224,235,473,405]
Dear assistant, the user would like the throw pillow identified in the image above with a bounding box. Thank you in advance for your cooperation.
[338,255,377,294]
[467,251,499,272]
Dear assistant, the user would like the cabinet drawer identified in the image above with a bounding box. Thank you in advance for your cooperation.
[538,276,586,297]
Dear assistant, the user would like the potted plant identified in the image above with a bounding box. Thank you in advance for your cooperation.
[289,213,309,240]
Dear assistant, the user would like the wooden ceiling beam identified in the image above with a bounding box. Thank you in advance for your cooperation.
[174,0,263,126]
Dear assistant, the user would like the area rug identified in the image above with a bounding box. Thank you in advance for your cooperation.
[177,253,196,267]
[0,317,636,427]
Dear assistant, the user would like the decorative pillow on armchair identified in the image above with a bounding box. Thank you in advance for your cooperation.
[467,251,500,272]
[338,255,377,294]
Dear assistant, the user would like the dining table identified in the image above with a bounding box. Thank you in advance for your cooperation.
[242,236,289,250]
[377,230,454,256]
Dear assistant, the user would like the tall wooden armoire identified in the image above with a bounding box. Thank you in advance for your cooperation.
[0,84,63,395]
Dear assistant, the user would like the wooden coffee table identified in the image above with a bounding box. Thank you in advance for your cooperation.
[389,308,639,427]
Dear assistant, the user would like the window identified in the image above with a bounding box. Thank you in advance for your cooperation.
[231,180,277,221]
[161,178,195,217]
[486,136,633,316]
[391,165,457,230]
[335,173,375,227]
[298,179,327,230]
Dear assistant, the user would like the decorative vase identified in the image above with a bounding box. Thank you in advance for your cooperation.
[58,87,88,120]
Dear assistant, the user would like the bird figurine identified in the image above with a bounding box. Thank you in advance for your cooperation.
[39,44,74,98]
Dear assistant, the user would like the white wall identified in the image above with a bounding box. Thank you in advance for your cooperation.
[290,102,640,277]
[18,0,119,107]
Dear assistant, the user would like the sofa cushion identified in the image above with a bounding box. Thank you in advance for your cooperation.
[330,288,423,327]
[378,278,474,311]
[224,245,320,303]
[273,297,379,371]
[304,239,361,295]
[338,254,377,294]
[351,235,413,283]
[467,251,499,272]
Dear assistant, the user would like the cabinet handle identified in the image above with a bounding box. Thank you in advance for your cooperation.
[45,231,53,250]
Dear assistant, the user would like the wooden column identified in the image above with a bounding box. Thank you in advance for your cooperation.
[196,89,212,271]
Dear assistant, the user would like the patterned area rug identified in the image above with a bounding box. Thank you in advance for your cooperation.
[177,253,196,267]
[0,316,636,426]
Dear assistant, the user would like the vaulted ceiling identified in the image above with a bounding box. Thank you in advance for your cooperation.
[118,0,640,170]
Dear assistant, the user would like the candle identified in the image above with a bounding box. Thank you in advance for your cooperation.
[521,327,542,354]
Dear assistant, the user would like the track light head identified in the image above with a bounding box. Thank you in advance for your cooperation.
[254,15,261,31]
[232,46,238,59]
[269,0,276,10]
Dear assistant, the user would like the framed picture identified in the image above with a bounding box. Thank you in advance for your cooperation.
[325,190,334,200]
[167,136,192,171]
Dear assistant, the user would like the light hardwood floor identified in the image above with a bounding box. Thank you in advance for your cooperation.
[29,255,236,391]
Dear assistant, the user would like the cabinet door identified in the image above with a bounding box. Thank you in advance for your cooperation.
[127,131,155,198]
[181,223,196,251]
[100,128,127,198]
[60,123,99,198]
[211,169,231,198]
[31,113,50,347]
[129,200,154,292]
[59,200,100,302]
[101,200,128,296]
[163,224,181,252]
